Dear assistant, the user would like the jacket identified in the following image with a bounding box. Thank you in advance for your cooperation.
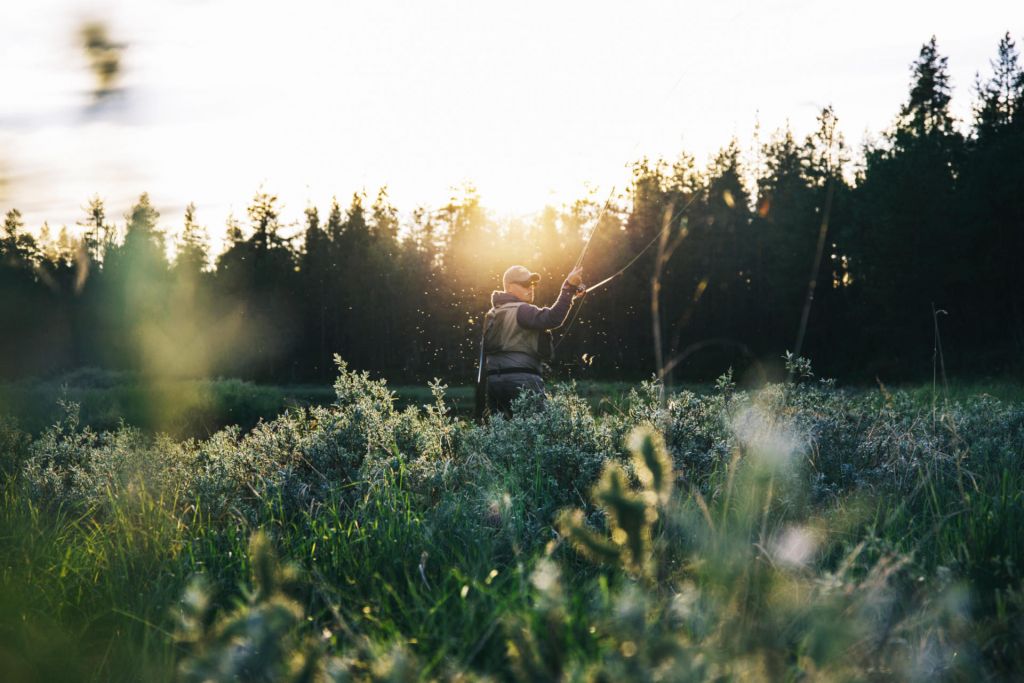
[483,282,577,374]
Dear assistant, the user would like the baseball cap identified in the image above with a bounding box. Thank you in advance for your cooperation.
[502,265,541,289]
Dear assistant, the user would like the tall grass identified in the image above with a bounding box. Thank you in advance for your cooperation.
[1,356,1022,680]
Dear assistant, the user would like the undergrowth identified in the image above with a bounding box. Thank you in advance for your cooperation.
[1,355,1022,681]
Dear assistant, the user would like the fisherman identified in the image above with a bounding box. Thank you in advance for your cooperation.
[480,264,585,417]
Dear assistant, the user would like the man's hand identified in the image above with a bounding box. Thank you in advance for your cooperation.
[566,266,586,299]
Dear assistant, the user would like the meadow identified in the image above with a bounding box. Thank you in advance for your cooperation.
[1,357,1022,681]
[0,370,646,438]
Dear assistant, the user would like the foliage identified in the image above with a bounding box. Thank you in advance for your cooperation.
[3,360,1024,680]
[175,531,322,683]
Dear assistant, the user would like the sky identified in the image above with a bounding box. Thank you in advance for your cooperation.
[1,0,1021,247]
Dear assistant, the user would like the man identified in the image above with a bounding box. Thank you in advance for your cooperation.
[481,264,584,417]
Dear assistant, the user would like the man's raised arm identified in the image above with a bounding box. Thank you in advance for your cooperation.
[516,267,584,331]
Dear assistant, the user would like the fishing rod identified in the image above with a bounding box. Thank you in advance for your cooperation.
[476,58,707,405]
[554,184,708,351]
[572,185,619,272]
[539,55,706,356]
[472,34,773,417]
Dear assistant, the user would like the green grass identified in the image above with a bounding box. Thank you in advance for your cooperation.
[1,363,1023,680]
[0,370,644,438]
[0,371,324,437]
[896,377,1024,406]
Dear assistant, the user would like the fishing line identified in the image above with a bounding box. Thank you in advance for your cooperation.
[553,4,807,368]
[537,43,733,360]
[553,185,707,352]
[588,185,708,293]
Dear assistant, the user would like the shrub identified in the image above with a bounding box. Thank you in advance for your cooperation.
[8,357,1024,679]
[461,385,617,538]
[545,414,984,680]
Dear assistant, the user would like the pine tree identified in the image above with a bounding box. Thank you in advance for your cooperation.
[752,127,816,346]
[704,141,754,346]
[77,195,110,263]
[2,208,38,267]
[1,209,47,377]
[247,191,284,253]
[214,192,300,380]
[121,192,165,258]
[56,226,79,268]
[224,212,244,247]
[301,205,322,267]
[801,107,855,364]
[898,36,957,143]
[855,38,966,375]
[803,106,848,187]
[97,193,171,373]
[175,203,210,274]
[962,32,1024,354]
[300,204,330,377]
[332,193,372,367]
[435,185,493,376]
[974,32,1024,138]
[368,189,402,371]
[370,187,399,246]
[324,197,343,245]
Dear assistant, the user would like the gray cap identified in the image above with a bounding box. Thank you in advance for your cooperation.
[502,265,541,289]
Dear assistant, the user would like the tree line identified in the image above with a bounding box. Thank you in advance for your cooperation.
[2,34,1022,385]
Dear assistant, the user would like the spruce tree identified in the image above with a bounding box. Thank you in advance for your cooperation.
[974,32,1023,137]
[1,208,38,267]
[898,35,957,143]
[77,195,110,264]
[300,204,331,377]
[175,203,210,275]
[963,32,1024,353]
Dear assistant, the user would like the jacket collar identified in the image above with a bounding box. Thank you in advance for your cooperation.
[491,290,524,307]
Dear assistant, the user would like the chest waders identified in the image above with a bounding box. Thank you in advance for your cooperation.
[474,302,548,423]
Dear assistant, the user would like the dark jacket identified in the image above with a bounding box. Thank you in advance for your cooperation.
[484,282,577,374]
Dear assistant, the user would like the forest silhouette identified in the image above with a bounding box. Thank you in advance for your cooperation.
[2,35,1022,385]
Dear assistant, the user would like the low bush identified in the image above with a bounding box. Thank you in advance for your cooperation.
[2,355,1022,680]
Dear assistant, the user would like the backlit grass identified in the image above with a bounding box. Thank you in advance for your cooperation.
[1,358,1022,680]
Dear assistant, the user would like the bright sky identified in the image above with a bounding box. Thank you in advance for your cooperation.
[1,0,1021,245]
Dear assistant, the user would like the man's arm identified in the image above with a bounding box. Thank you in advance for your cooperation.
[516,281,578,331]
[516,267,585,331]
